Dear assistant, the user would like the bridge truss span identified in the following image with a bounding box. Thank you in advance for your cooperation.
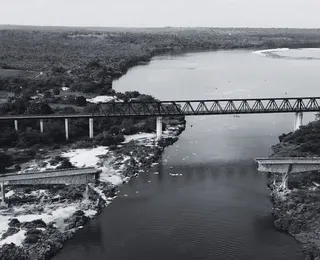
[0,96,318,140]
[92,97,320,117]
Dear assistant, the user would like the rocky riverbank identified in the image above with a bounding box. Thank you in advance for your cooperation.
[268,120,320,260]
[0,118,186,260]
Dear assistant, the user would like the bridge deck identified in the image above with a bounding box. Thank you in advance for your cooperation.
[0,167,97,184]
[255,157,320,164]
[0,97,319,120]
[255,157,320,174]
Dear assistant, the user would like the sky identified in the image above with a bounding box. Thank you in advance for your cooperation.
[1,0,320,28]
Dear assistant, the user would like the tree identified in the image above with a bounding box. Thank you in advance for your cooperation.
[75,96,87,107]
[62,106,76,114]
[120,119,136,135]
[57,158,74,169]
[53,87,60,95]
[11,99,30,114]
[0,129,18,147]
[26,102,53,115]
[0,152,13,172]
[43,91,52,99]
[109,125,121,135]
[125,91,140,99]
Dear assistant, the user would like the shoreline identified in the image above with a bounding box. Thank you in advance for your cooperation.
[2,28,320,258]
[268,122,320,260]
[0,117,186,259]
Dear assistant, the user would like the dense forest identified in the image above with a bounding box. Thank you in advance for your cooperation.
[2,27,320,95]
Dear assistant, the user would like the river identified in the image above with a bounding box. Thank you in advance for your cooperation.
[53,49,320,260]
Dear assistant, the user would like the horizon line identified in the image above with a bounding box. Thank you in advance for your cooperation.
[1,24,320,30]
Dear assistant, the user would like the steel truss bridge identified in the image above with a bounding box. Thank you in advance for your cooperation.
[0,97,319,120]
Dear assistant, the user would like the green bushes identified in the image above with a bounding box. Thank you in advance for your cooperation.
[94,131,124,146]
[53,87,60,95]
[120,119,137,135]
[17,130,45,147]
[3,98,29,114]
[2,99,54,115]
[0,128,18,147]
[0,152,13,171]
[109,125,121,135]
[300,141,320,154]
[279,120,320,155]
[99,86,114,95]
[75,96,87,107]
[56,158,74,169]
[70,82,96,94]
[44,121,67,143]
[124,91,140,99]
[25,102,54,115]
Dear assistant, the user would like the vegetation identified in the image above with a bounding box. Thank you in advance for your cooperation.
[0,152,13,171]
[1,27,320,167]
[0,90,167,151]
[1,28,320,96]
[277,120,320,156]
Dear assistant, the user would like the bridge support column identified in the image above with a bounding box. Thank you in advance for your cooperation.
[280,164,292,190]
[0,182,5,205]
[14,120,18,131]
[89,118,94,139]
[84,174,89,201]
[156,117,163,141]
[40,119,44,133]
[294,112,303,131]
[65,119,69,141]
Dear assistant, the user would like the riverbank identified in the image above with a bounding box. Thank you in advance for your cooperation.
[0,117,186,259]
[2,28,320,97]
[1,28,320,259]
[269,119,320,260]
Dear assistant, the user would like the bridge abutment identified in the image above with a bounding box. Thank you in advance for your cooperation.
[156,117,162,141]
[294,112,303,131]
[65,119,69,141]
[89,118,94,139]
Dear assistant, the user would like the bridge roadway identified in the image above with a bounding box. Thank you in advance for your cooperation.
[0,167,98,204]
[255,157,320,189]
[0,97,319,120]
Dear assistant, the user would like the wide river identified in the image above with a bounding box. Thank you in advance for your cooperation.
[54,49,320,260]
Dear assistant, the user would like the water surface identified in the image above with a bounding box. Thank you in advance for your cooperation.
[53,49,320,260]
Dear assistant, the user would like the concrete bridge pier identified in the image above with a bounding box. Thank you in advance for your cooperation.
[156,117,162,141]
[40,119,44,133]
[280,164,292,190]
[89,118,94,139]
[0,182,5,205]
[294,112,303,131]
[65,119,69,141]
[14,120,18,131]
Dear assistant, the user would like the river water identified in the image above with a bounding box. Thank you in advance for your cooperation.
[54,49,320,260]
